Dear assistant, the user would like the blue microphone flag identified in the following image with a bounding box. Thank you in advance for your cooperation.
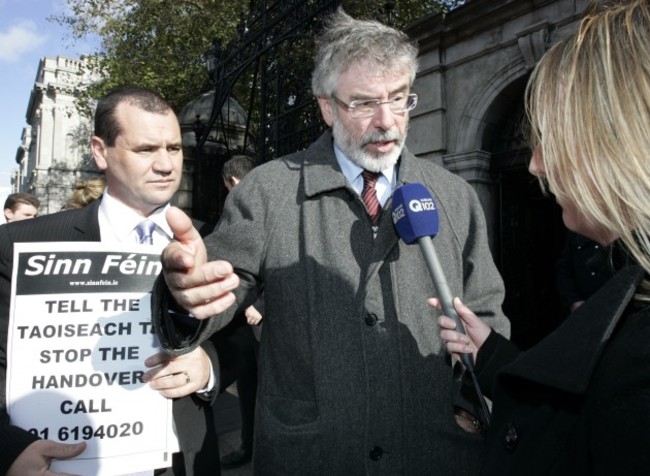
[391,183,439,244]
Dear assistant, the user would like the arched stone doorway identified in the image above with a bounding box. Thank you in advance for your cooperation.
[487,77,568,350]
[446,62,569,349]
[406,0,589,349]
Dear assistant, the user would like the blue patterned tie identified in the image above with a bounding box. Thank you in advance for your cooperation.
[135,220,156,245]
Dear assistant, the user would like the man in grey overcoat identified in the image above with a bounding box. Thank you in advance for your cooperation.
[154,9,510,475]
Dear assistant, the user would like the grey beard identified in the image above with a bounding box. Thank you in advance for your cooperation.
[332,122,404,172]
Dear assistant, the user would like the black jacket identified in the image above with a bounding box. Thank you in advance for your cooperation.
[476,266,650,475]
[556,231,615,309]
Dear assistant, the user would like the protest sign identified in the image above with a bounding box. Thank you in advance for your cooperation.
[6,242,178,475]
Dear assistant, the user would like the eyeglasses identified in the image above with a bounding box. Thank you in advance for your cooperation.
[331,93,418,119]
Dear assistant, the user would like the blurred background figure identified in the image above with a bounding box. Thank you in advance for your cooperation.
[222,155,256,192]
[219,154,261,470]
[62,177,106,210]
[3,193,39,223]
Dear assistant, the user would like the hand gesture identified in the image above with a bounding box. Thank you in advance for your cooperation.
[162,207,239,319]
[143,346,212,398]
[244,305,263,326]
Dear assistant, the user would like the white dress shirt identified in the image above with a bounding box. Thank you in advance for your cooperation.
[98,188,173,251]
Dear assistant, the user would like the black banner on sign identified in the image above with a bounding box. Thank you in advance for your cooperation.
[15,251,162,295]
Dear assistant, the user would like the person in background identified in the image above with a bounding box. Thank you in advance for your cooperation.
[153,8,508,475]
[3,193,39,223]
[222,155,256,192]
[218,154,261,469]
[0,85,222,476]
[438,1,650,473]
[62,176,107,210]
[221,155,264,330]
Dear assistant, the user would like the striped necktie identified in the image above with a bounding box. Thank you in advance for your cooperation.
[135,220,156,245]
[361,170,382,225]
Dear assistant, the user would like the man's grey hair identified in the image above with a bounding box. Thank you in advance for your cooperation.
[311,8,419,97]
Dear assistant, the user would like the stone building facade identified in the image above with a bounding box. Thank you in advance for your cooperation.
[13,55,203,216]
[407,0,589,347]
[14,55,101,214]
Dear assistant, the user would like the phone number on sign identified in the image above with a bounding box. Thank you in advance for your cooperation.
[28,421,144,441]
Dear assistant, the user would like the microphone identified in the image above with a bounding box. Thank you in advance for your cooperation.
[391,182,474,371]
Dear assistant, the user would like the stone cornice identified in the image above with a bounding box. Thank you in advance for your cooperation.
[443,150,492,183]
[408,0,563,52]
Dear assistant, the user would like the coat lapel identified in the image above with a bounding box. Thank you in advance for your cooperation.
[72,199,102,241]
[500,265,644,394]
[302,131,406,282]
[302,130,349,198]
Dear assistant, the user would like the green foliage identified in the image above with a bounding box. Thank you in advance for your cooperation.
[51,0,246,112]
[51,0,462,114]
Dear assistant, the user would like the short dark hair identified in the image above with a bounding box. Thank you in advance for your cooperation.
[4,192,40,211]
[94,85,174,146]
[222,155,257,181]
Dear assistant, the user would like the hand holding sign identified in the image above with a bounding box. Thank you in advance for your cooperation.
[143,346,212,399]
[7,440,86,476]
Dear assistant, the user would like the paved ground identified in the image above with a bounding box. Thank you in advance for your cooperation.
[214,385,253,476]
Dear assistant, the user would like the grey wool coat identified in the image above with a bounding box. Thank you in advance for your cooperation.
[155,130,510,475]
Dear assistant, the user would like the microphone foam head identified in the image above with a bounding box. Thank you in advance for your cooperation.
[391,183,440,244]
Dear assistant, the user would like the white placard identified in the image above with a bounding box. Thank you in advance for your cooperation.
[6,242,178,475]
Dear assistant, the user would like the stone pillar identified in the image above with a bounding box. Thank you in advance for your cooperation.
[443,150,498,253]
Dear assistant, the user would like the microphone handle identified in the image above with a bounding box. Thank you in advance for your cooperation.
[417,236,475,371]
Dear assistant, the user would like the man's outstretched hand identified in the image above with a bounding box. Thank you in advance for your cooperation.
[162,207,239,319]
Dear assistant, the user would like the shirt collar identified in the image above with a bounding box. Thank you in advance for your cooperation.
[333,142,396,206]
[98,188,173,243]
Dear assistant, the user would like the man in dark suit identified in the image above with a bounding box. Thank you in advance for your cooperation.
[0,86,221,476]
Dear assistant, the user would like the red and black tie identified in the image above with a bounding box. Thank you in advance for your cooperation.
[361,170,382,225]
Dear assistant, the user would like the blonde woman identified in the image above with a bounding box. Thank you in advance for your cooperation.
[437,1,650,473]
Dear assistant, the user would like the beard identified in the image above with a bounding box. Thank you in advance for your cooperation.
[331,117,406,173]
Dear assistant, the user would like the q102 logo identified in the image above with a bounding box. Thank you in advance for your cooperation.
[408,198,435,212]
[391,197,436,223]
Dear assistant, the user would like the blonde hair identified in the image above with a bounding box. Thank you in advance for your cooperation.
[63,177,106,210]
[526,0,650,297]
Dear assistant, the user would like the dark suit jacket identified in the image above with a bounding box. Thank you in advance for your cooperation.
[0,200,221,476]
